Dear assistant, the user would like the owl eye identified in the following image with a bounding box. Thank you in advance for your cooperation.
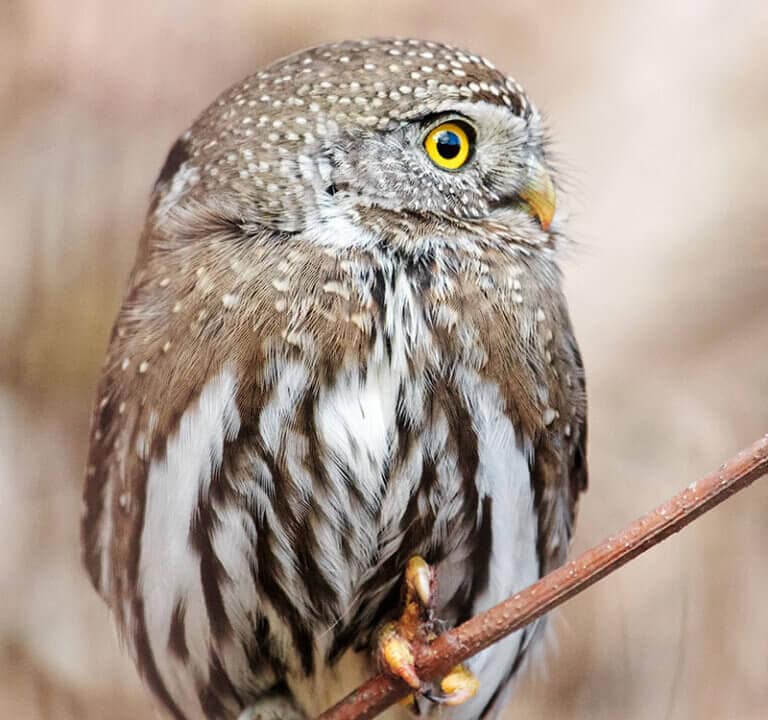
[423,120,473,171]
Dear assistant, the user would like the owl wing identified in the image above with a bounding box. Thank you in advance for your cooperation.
[81,206,312,719]
[532,311,588,575]
[472,310,587,720]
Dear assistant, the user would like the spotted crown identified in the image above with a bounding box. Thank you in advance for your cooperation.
[152,38,537,232]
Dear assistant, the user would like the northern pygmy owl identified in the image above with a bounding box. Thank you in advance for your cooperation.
[82,38,587,720]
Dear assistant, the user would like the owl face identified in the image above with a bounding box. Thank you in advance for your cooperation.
[327,102,550,224]
[153,38,555,246]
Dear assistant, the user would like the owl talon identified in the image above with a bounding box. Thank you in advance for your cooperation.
[439,664,480,706]
[377,556,436,691]
[377,557,477,708]
[405,556,433,610]
[378,622,421,689]
[378,555,480,705]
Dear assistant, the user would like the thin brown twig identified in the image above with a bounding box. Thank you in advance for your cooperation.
[317,434,768,720]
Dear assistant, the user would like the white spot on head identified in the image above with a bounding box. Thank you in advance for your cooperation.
[322,281,351,301]
[272,277,289,293]
[222,293,240,309]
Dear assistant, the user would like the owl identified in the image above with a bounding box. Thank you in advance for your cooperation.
[81,38,587,720]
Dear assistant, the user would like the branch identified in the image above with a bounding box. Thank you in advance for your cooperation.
[317,434,768,720]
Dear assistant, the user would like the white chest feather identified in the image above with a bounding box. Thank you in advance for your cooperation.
[289,363,539,719]
[130,270,539,720]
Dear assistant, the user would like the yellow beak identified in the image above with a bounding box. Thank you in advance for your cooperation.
[519,157,556,231]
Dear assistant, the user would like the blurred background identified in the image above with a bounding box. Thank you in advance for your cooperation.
[1,1,767,718]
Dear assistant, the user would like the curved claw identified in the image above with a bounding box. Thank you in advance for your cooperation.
[406,556,433,608]
[377,557,478,709]
[439,664,480,706]
[378,622,420,689]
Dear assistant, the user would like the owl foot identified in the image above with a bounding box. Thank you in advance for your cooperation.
[377,556,479,707]
[434,663,481,706]
[377,556,434,689]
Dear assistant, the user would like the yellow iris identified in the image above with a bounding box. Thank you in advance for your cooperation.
[423,121,472,170]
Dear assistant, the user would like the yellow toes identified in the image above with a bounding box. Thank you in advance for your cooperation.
[379,623,420,689]
[405,555,432,608]
[440,664,480,706]
[378,556,455,704]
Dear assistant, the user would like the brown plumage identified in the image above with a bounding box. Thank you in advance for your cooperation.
[82,38,587,720]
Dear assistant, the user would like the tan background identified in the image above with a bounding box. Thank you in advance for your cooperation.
[1,1,767,718]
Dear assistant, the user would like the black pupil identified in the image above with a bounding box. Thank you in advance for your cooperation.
[436,130,461,159]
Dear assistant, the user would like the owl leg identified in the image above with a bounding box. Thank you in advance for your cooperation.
[377,556,432,689]
[377,556,479,706]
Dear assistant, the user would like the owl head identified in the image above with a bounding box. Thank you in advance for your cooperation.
[149,38,556,256]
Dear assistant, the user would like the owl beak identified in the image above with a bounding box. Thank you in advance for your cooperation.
[519,158,556,231]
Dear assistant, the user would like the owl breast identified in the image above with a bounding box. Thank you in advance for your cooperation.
[133,257,541,720]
